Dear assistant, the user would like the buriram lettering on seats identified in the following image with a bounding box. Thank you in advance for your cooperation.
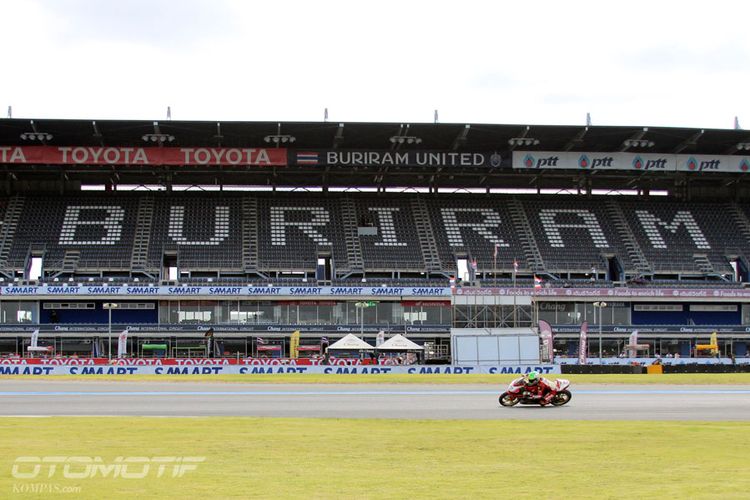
[539,209,609,248]
[59,205,230,246]
[635,210,710,249]
[168,206,230,245]
[54,203,712,254]
[368,207,405,246]
[440,208,509,248]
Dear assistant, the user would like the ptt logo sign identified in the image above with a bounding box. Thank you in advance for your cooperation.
[687,156,721,171]
[740,159,750,172]
[632,155,668,170]
[578,154,613,169]
[523,154,559,168]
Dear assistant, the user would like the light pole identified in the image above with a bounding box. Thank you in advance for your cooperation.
[103,303,119,360]
[355,301,377,338]
[593,301,607,361]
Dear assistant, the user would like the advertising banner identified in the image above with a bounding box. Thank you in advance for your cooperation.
[513,151,750,173]
[0,364,560,376]
[0,285,450,298]
[0,146,287,166]
[291,150,503,168]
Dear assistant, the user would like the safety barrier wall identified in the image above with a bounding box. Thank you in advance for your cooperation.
[0,364,559,376]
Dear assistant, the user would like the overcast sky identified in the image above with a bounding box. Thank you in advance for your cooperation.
[1,0,748,129]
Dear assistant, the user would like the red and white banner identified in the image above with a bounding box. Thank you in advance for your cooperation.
[0,146,287,166]
[538,320,554,363]
[117,329,129,358]
[0,357,378,366]
[578,321,588,364]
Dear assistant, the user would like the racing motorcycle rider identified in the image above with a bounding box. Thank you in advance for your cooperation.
[509,371,557,405]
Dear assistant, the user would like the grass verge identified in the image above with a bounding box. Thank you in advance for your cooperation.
[0,417,747,499]
[2,373,750,384]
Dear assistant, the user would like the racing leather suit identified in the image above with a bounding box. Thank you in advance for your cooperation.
[509,376,557,405]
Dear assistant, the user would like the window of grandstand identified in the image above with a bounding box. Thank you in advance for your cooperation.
[1,301,35,323]
[538,301,629,325]
[634,304,683,312]
[43,303,95,310]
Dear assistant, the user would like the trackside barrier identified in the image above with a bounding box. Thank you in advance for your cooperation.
[560,364,750,374]
[0,364,560,376]
[662,364,750,374]
[561,365,645,374]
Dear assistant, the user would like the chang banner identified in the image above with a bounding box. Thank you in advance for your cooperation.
[291,150,503,168]
[513,151,750,173]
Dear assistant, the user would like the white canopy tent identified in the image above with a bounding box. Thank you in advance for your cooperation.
[377,334,424,351]
[327,333,375,350]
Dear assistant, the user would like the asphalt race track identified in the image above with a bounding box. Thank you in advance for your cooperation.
[1,381,749,420]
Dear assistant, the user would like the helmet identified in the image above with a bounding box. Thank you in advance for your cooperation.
[526,371,539,384]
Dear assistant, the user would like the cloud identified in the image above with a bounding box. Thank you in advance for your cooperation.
[30,0,240,49]
[622,42,750,74]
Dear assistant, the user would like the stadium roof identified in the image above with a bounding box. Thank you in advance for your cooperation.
[1,118,749,196]
[2,118,749,152]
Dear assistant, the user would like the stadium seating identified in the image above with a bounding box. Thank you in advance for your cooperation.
[354,197,425,272]
[7,195,138,275]
[0,193,746,284]
[425,197,525,274]
[617,199,736,277]
[520,196,630,276]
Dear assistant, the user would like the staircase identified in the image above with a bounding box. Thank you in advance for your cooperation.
[507,198,545,272]
[340,198,364,273]
[130,196,155,276]
[692,253,714,274]
[410,199,443,273]
[242,197,260,272]
[60,250,81,275]
[0,195,25,276]
[605,199,651,275]
[725,202,750,255]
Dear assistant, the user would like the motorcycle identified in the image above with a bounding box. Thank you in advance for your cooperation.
[498,377,572,407]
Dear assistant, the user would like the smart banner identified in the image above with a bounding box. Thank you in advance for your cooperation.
[0,146,287,166]
[9,284,750,298]
[453,287,750,299]
[513,151,750,173]
[0,285,451,298]
[0,364,560,376]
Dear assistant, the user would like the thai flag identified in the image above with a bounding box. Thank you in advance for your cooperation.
[321,336,329,345]
[256,337,266,345]
[296,152,319,165]
[493,243,499,259]
[513,259,519,273]
[534,276,543,289]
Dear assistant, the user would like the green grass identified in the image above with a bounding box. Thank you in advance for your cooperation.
[3,373,750,384]
[0,417,748,499]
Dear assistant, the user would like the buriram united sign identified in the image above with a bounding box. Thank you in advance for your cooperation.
[2,146,746,172]
[0,146,502,168]
[514,151,750,173]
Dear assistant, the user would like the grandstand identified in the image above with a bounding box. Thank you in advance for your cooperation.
[1,118,750,360]
[0,192,746,283]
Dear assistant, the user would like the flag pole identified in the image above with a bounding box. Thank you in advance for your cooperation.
[512,259,517,327]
